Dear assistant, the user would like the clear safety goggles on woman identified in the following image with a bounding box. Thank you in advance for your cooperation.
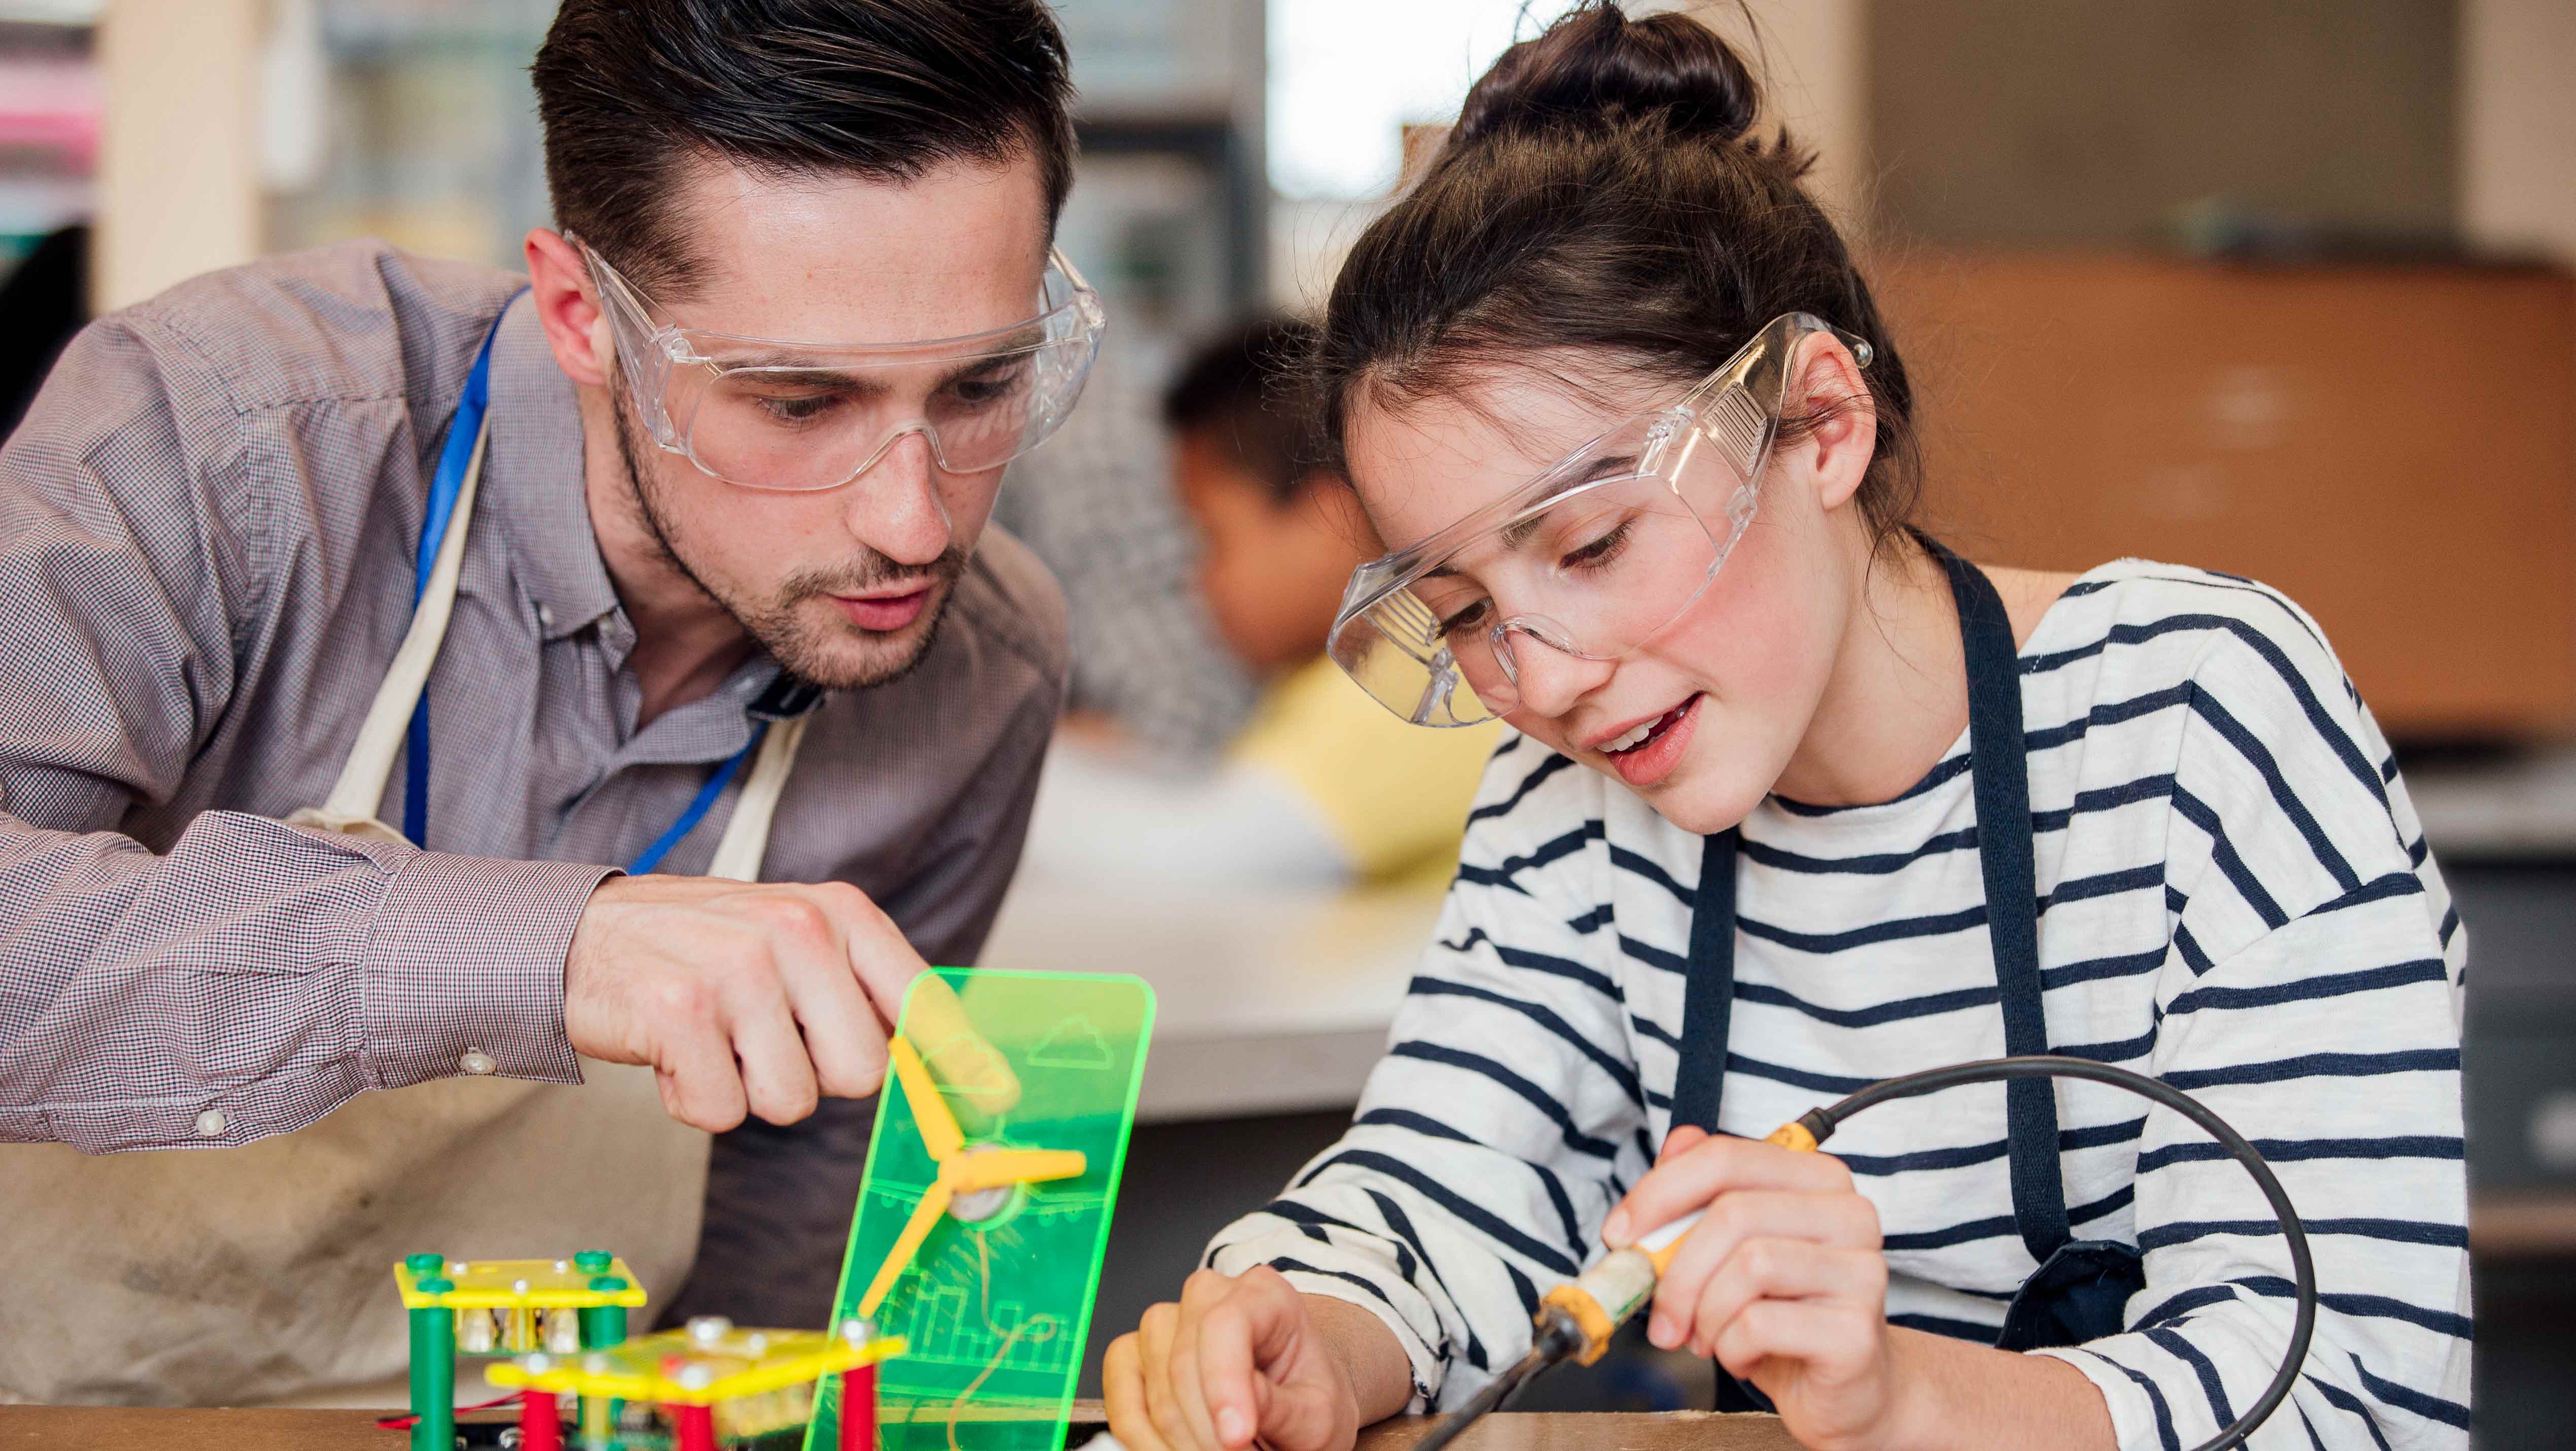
[1328,311,1872,726]
[581,239,1108,493]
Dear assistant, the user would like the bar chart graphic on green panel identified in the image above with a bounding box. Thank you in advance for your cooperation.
[811,969,1154,1451]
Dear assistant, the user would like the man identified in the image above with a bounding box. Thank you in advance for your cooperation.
[0,0,1085,1406]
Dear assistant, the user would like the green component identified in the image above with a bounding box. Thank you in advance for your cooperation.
[407,1293,456,1451]
[573,1250,613,1273]
[810,969,1154,1451]
[578,1297,627,1347]
[403,1252,445,1274]
[577,1293,628,1450]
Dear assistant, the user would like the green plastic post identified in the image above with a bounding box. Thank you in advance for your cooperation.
[409,1276,456,1451]
[578,1276,629,1446]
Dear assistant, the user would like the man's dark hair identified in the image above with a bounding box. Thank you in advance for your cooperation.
[533,0,1076,297]
[1162,316,1326,504]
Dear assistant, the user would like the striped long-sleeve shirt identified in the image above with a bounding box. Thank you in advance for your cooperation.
[1205,561,2470,1451]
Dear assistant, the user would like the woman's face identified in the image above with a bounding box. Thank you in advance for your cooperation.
[1342,354,1874,834]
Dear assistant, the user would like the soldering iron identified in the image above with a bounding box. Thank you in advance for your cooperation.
[1416,1055,2317,1451]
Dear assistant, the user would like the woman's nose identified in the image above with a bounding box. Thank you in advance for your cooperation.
[1503,630,1615,717]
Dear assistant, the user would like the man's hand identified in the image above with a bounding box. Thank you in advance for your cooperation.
[1104,1269,1409,1451]
[562,874,926,1132]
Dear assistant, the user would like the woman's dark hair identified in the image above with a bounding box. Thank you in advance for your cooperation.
[1313,2,1920,544]
[533,0,1076,298]
[1162,315,1326,504]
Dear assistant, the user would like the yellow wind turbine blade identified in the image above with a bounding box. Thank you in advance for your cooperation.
[888,1035,964,1163]
[947,1148,1087,1193]
[857,1177,954,1320]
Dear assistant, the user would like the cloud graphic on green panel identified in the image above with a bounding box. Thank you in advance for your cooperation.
[1027,1017,1115,1070]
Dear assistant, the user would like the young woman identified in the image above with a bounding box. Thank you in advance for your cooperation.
[1101,8,2469,1450]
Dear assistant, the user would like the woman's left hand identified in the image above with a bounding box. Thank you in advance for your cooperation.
[1601,1126,1915,1451]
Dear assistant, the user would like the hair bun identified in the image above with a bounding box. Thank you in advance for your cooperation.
[1451,4,1762,152]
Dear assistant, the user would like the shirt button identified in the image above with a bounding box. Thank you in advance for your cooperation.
[537,603,556,630]
[194,1108,227,1138]
[460,1049,497,1076]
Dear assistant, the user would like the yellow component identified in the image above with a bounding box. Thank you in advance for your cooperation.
[889,1036,965,1163]
[862,1032,1094,1323]
[947,1146,1085,1193]
[1764,1119,1819,1154]
[858,1177,955,1320]
[488,1325,906,1406]
[1538,1283,1620,1367]
[392,1257,650,1312]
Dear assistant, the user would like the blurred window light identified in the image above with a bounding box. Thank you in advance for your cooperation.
[1268,0,1583,200]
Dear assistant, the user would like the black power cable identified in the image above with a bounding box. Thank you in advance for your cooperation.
[1785,1054,2316,1451]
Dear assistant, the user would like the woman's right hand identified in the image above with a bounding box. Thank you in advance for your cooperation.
[1103,1266,1395,1451]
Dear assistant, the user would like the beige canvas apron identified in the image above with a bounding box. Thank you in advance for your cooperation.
[0,415,809,1406]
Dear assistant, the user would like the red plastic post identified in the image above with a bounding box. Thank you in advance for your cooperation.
[839,1363,877,1451]
[672,1402,717,1451]
[519,1390,562,1451]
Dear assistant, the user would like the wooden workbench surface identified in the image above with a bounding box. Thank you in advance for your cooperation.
[0,1405,1800,1449]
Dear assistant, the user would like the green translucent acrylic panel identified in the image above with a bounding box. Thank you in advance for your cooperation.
[810,969,1154,1451]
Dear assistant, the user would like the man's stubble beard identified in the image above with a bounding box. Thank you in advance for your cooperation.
[608,396,964,692]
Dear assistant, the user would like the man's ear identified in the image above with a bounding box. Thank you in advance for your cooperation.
[1793,338,1877,515]
[524,228,613,389]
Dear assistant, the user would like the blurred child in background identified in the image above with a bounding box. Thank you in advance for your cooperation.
[1016,317,1497,893]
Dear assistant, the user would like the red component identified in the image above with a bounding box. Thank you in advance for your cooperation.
[519,1390,561,1451]
[672,1402,717,1451]
[839,1363,877,1451]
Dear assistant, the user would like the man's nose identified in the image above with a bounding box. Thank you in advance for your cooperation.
[1503,631,1615,718]
[846,430,953,567]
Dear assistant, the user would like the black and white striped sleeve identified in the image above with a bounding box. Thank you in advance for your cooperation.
[2036,599,2471,1450]
[1202,738,1650,1408]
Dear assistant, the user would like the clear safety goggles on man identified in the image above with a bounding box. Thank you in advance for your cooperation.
[581,240,1107,492]
[1327,311,1873,727]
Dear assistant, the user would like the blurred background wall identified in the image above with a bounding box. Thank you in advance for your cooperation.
[3,1,2572,1439]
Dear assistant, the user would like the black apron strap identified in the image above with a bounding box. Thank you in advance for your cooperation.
[1930,541,2073,1265]
[1669,544,2073,1267]
[1671,828,1740,1136]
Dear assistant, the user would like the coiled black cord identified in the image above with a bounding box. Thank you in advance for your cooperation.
[1787,1054,2316,1451]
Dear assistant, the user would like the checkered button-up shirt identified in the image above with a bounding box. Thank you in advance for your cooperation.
[0,242,1068,1157]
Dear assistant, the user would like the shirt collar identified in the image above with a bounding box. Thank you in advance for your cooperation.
[480,293,622,644]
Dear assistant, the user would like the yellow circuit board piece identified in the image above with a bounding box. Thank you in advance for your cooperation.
[393,1255,650,1311]
[486,1324,906,1405]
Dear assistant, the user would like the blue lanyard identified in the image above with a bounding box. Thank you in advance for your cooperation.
[407,297,766,875]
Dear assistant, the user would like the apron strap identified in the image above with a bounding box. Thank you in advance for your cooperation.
[1672,827,1739,1136]
[302,400,492,835]
[704,713,810,882]
[1671,542,2073,1264]
[1931,540,2073,1264]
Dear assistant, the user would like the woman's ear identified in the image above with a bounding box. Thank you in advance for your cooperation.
[523,227,613,389]
[1792,338,1877,515]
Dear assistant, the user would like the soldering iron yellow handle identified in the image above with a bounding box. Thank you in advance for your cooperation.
[1539,1116,1828,1363]
[1642,1118,1820,1274]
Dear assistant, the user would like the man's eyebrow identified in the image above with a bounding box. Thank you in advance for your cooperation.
[709,339,1042,392]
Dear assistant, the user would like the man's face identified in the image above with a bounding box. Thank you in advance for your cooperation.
[609,154,1053,689]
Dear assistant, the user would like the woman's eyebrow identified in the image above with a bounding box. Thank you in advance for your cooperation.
[1493,454,1642,551]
